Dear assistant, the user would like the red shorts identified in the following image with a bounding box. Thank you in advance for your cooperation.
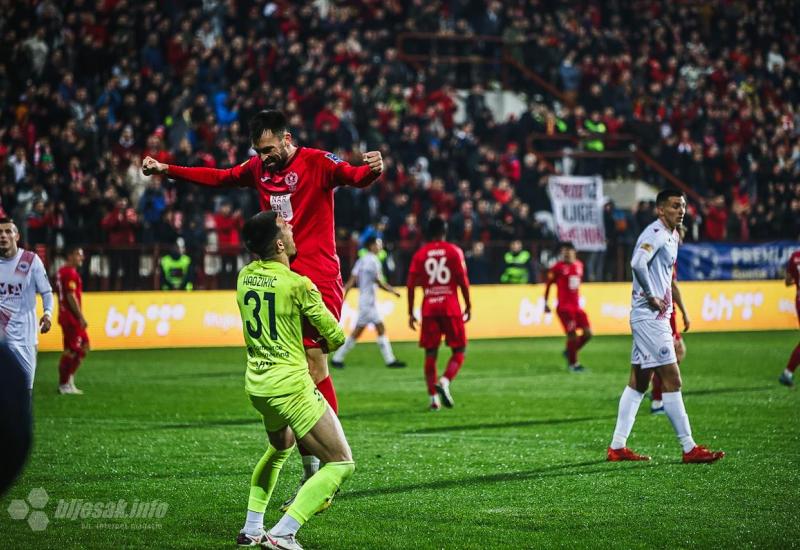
[60,320,89,356]
[302,276,344,350]
[419,315,467,350]
[556,308,590,333]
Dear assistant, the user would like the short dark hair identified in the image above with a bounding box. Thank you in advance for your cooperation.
[0,217,14,225]
[426,217,447,239]
[65,244,83,256]
[559,241,576,251]
[364,236,378,248]
[656,189,684,206]
[242,211,281,258]
[249,110,288,143]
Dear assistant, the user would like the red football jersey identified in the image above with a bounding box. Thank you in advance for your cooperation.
[788,250,800,295]
[56,265,82,323]
[168,147,378,283]
[547,260,583,310]
[407,240,469,317]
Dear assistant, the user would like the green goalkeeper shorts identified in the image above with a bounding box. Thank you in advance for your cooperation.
[248,379,327,439]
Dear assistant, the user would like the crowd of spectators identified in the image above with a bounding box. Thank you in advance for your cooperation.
[0,1,798,287]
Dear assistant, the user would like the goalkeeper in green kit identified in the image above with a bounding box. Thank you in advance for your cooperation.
[235,211,351,550]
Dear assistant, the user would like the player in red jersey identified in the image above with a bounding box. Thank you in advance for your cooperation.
[650,265,690,413]
[56,246,89,395]
[142,110,383,496]
[779,249,800,387]
[407,218,471,410]
[543,242,592,373]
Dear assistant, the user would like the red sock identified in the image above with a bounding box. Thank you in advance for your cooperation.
[576,333,590,351]
[443,351,465,381]
[787,343,800,373]
[69,354,82,377]
[316,376,338,414]
[652,374,663,401]
[424,355,438,396]
[58,355,71,385]
[566,338,578,364]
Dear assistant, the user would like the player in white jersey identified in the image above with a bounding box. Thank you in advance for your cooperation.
[331,237,406,369]
[0,217,54,390]
[607,191,724,464]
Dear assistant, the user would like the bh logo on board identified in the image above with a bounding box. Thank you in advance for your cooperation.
[105,304,187,337]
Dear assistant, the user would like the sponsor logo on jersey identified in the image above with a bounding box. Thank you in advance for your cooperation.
[324,152,343,164]
[260,174,271,183]
[0,282,23,296]
[659,345,670,357]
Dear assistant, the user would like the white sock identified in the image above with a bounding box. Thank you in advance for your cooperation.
[662,391,696,453]
[610,386,644,449]
[376,335,396,364]
[430,394,440,406]
[271,513,301,537]
[784,368,794,379]
[438,376,450,387]
[651,399,663,409]
[332,335,356,362]
[301,455,320,480]
[243,510,264,534]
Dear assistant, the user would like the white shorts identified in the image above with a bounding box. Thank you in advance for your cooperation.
[356,306,382,328]
[630,319,677,369]
[8,344,37,390]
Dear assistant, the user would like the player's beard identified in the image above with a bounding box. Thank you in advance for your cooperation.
[263,145,289,172]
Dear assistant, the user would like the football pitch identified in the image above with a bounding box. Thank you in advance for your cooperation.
[2,331,798,549]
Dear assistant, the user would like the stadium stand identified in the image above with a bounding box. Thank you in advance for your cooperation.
[0,0,798,288]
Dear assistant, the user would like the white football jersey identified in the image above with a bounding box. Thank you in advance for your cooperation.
[0,249,54,345]
[630,220,678,323]
[352,253,383,311]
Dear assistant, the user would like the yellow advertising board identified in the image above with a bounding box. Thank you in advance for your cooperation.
[36,281,797,352]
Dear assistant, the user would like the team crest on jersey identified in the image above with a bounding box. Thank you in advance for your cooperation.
[324,152,343,164]
[659,345,670,357]
[285,171,298,191]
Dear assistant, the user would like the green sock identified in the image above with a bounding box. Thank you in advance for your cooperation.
[247,445,294,512]
[286,461,355,524]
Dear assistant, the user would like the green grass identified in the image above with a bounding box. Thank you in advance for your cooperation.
[1,331,799,549]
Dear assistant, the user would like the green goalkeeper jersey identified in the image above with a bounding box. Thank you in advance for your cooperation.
[237,260,345,397]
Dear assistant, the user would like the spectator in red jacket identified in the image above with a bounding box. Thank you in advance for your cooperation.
[102,197,139,290]
[702,195,729,241]
[212,202,243,287]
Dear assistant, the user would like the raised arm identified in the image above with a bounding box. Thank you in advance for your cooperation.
[142,156,257,188]
[331,151,383,189]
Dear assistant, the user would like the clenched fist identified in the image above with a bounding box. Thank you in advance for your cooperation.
[142,156,168,176]
[362,151,383,175]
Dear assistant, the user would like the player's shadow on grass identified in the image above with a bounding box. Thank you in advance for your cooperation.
[683,385,774,397]
[342,459,650,499]
[403,415,616,435]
